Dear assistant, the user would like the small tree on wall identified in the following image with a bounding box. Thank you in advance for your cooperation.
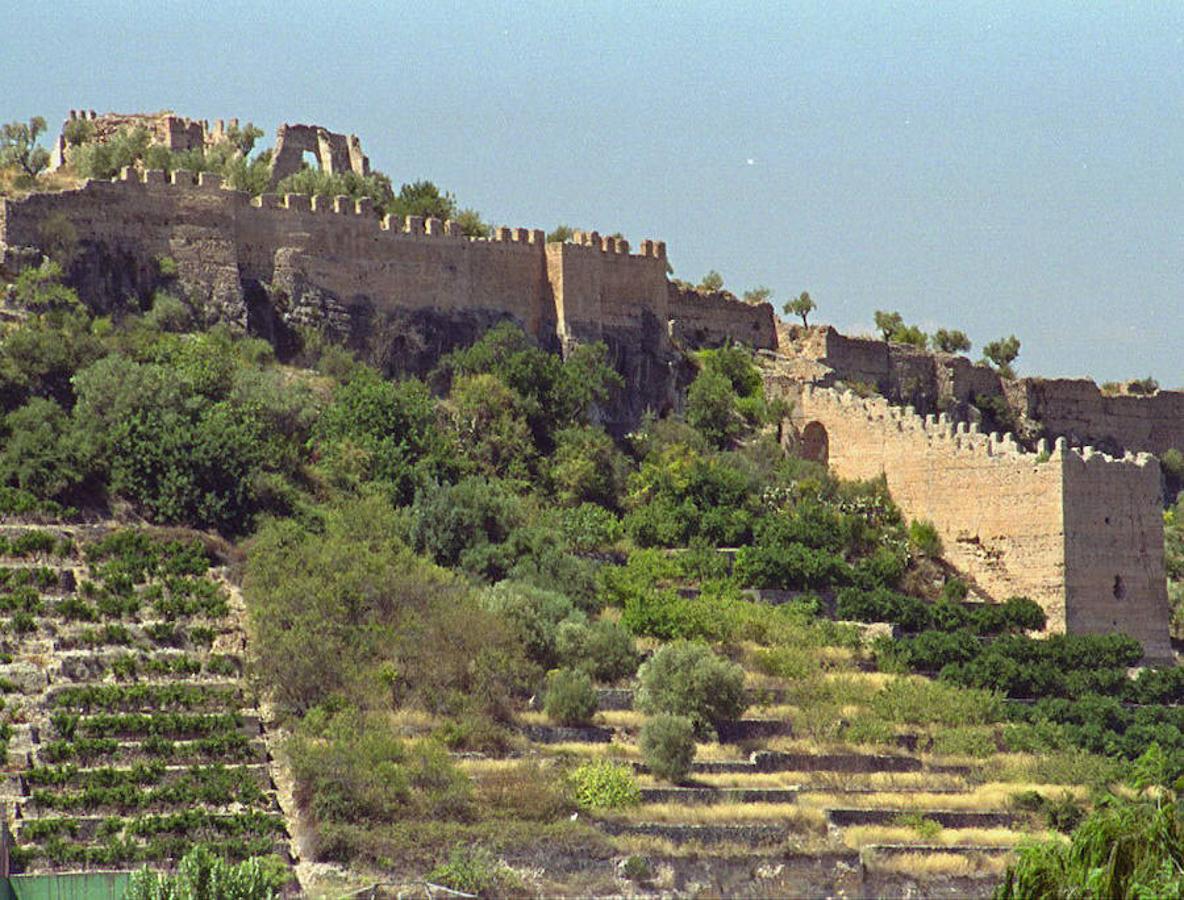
[784,291,816,327]
[933,328,971,354]
[982,335,1021,379]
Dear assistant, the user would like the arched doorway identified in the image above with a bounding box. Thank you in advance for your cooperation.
[800,421,829,465]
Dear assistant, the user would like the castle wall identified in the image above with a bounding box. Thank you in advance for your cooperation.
[547,232,669,342]
[773,381,1173,660]
[0,172,702,360]
[1009,378,1184,457]
[667,284,778,350]
[1061,447,1173,659]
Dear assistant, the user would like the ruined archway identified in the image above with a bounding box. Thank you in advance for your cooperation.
[800,421,829,465]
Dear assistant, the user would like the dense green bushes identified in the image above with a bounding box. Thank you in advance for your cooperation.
[247,497,534,725]
[543,669,597,726]
[640,714,696,783]
[636,642,747,737]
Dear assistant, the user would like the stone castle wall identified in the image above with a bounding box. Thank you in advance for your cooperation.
[785,326,1184,459]
[771,380,1172,661]
[1007,378,1184,458]
[0,169,778,362]
[667,284,778,350]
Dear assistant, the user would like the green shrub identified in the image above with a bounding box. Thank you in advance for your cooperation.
[568,759,640,810]
[872,677,1003,727]
[892,812,942,840]
[733,542,852,590]
[635,641,747,738]
[543,668,597,727]
[907,519,942,557]
[639,714,696,783]
[929,725,996,758]
[842,715,895,746]
[750,645,818,680]
[126,845,281,899]
[479,580,579,669]
[554,618,638,682]
[836,586,931,632]
[427,846,507,896]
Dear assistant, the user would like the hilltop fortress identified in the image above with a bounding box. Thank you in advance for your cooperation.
[0,114,1178,660]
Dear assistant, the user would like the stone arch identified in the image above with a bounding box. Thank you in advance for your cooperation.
[800,421,829,465]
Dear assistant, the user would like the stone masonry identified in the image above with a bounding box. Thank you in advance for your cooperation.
[772,381,1173,662]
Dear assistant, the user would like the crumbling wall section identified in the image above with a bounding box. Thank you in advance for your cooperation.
[270,123,370,186]
[667,284,777,350]
[1010,379,1184,457]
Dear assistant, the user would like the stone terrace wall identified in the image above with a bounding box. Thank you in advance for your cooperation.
[667,284,778,350]
[771,381,1172,659]
[1008,379,1184,457]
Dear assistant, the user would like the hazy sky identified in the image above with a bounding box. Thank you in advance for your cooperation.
[5,2,1181,384]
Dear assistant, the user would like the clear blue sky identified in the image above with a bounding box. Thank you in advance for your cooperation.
[5,2,1182,385]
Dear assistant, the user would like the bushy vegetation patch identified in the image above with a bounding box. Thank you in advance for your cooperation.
[640,714,696,783]
[636,642,747,738]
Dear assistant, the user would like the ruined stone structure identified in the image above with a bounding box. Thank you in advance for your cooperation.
[48,109,248,170]
[785,325,1184,459]
[0,168,774,428]
[270,124,370,187]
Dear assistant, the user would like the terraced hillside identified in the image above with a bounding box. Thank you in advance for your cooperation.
[0,525,290,876]
[479,623,1098,897]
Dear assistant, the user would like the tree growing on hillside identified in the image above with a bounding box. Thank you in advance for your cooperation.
[873,310,927,348]
[0,117,50,179]
[933,328,971,354]
[982,335,1021,379]
[784,291,816,327]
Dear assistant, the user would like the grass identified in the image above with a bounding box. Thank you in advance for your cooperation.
[602,801,826,829]
[661,770,970,791]
[795,783,1087,813]
[841,825,1041,849]
[863,848,1013,878]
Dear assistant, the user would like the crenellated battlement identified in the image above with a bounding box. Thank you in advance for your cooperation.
[784,380,1171,660]
[798,384,1160,473]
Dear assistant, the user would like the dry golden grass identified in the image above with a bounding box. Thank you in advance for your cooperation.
[597,709,646,729]
[678,769,969,791]
[864,849,1013,878]
[841,826,1038,849]
[796,782,1086,813]
[537,740,639,760]
[0,166,83,199]
[604,801,827,829]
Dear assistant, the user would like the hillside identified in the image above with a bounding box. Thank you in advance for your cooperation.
[1,136,1184,897]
